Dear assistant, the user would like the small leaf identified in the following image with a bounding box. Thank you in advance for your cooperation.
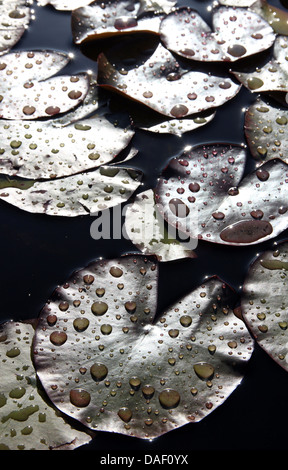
[124,189,198,261]
[0,1,31,55]
[0,166,142,216]
[155,144,288,245]
[0,50,89,120]
[242,241,288,372]
[0,114,134,179]
[245,97,288,163]
[232,35,288,93]
[160,6,275,62]
[33,254,253,439]
[97,43,240,118]
[0,320,93,450]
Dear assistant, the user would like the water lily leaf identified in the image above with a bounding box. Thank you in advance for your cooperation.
[0,114,135,179]
[250,0,288,35]
[33,254,253,440]
[97,43,241,118]
[155,144,288,245]
[232,35,288,94]
[0,1,31,55]
[72,0,163,45]
[159,6,275,62]
[0,320,93,450]
[0,166,142,216]
[245,97,288,164]
[37,0,94,10]
[241,241,288,372]
[0,50,90,120]
[124,189,198,261]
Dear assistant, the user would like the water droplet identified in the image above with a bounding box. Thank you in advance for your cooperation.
[129,377,141,390]
[6,347,21,358]
[100,324,112,335]
[143,91,153,98]
[189,182,200,192]
[45,106,60,115]
[142,385,155,399]
[193,362,214,380]
[227,44,247,57]
[169,198,190,217]
[109,266,123,277]
[23,105,36,115]
[170,104,189,118]
[212,211,225,220]
[159,389,180,409]
[250,210,264,220]
[90,363,108,381]
[114,16,138,30]
[96,288,105,297]
[256,169,270,181]
[83,274,94,284]
[247,77,264,90]
[9,387,26,399]
[180,315,192,327]
[91,301,108,316]
[168,329,179,338]
[220,220,273,243]
[73,317,89,332]
[70,389,91,407]
[50,331,67,346]
[125,301,137,313]
[118,407,132,422]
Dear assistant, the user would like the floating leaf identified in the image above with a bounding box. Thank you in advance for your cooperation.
[159,6,275,62]
[242,241,288,372]
[0,114,134,179]
[0,50,89,120]
[245,97,288,164]
[0,320,93,450]
[33,254,253,440]
[72,0,163,45]
[232,35,288,93]
[124,189,197,261]
[97,43,240,118]
[155,144,288,245]
[0,1,31,55]
[37,0,94,10]
[0,166,142,216]
[250,0,288,35]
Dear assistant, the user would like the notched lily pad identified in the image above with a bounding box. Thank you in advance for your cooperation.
[0,114,135,179]
[242,241,288,372]
[245,97,288,164]
[72,0,164,45]
[0,320,93,450]
[0,50,90,120]
[159,6,275,62]
[155,144,288,245]
[124,189,198,261]
[0,166,142,216]
[0,1,32,55]
[97,43,240,118]
[232,35,288,94]
[33,254,253,440]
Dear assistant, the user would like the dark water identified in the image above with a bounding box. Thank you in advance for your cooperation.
[1,0,288,452]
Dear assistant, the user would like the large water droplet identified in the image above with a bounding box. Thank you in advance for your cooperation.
[49,331,67,346]
[169,198,190,217]
[90,363,108,381]
[220,220,273,243]
[70,389,91,407]
[193,362,214,380]
[91,301,108,316]
[158,389,180,409]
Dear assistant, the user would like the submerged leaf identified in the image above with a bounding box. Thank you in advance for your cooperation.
[159,6,275,62]
[0,1,31,55]
[0,50,89,120]
[124,189,197,261]
[245,97,288,164]
[72,0,162,45]
[155,145,288,245]
[0,320,93,450]
[33,255,253,440]
[0,166,142,216]
[242,241,288,372]
[0,114,134,179]
[232,35,288,94]
[97,43,240,118]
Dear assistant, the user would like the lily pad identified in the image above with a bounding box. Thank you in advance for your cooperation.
[0,50,89,120]
[124,189,198,261]
[241,241,288,372]
[97,43,241,118]
[0,114,135,179]
[155,144,288,245]
[0,320,93,450]
[33,254,253,440]
[72,0,163,45]
[0,166,142,216]
[159,6,275,62]
[232,35,288,94]
[245,97,288,164]
[0,1,31,55]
